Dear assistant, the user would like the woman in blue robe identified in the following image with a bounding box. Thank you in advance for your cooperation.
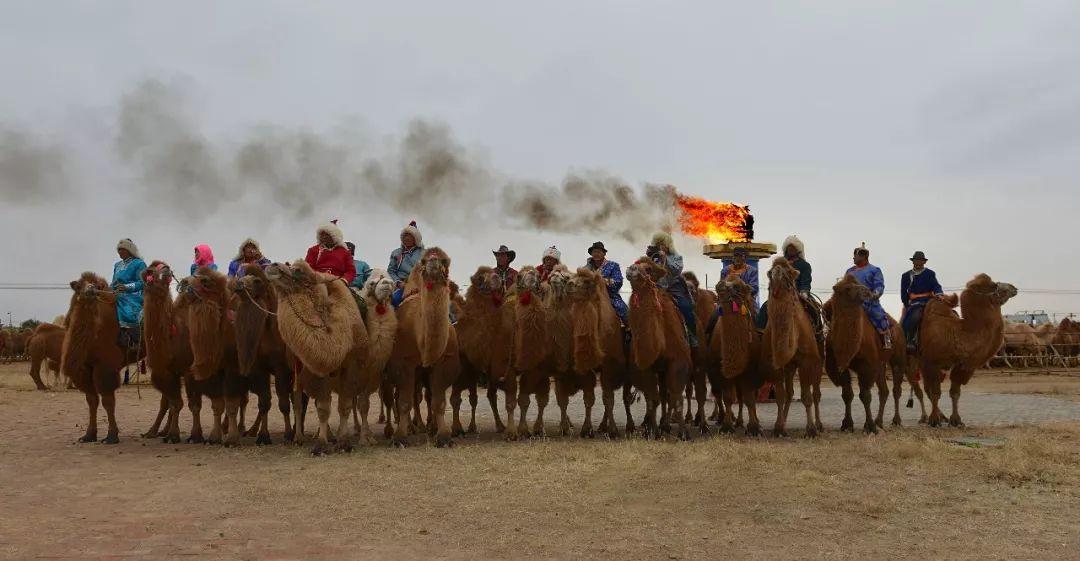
[111,238,147,346]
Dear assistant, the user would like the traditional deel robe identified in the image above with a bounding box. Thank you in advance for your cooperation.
[845,263,890,332]
[720,263,759,303]
[111,257,148,328]
[586,258,628,324]
[900,267,943,342]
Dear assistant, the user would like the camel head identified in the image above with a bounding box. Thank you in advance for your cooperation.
[69,271,107,302]
[682,271,701,292]
[363,270,396,306]
[547,265,573,300]
[964,274,1018,308]
[190,265,228,300]
[468,266,502,296]
[142,261,174,294]
[516,265,542,293]
[716,276,753,308]
[568,268,603,302]
[419,247,451,288]
[767,257,800,298]
[626,257,665,289]
[831,274,872,305]
[265,260,318,294]
[233,264,272,301]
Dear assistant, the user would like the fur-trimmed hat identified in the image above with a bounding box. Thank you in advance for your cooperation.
[782,235,804,258]
[234,238,264,261]
[400,220,423,247]
[542,246,562,263]
[116,238,140,259]
[650,232,675,254]
[317,219,345,248]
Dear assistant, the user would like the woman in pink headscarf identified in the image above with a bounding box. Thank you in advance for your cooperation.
[190,244,218,276]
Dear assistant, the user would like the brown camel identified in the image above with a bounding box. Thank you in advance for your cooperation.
[61,272,140,444]
[682,272,717,427]
[505,265,553,440]
[917,274,1017,427]
[266,260,369,454]
[26,323,65,390]
[709,277,763,435]
[625,258,693,440]
[760,257,823,438]
[386,247,459,447]
[3,328,31,362]
[823,275,926,433]
[352,269,398,445]
[1001,321,1045,367]
[140,262,191,443]
[452,266,515,436]
[1052,318,1080,363]
[232,264,297,445]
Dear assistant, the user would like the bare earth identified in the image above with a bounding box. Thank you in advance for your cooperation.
[2,363,1080,561]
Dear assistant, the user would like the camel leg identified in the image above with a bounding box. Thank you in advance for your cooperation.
[857,370,877,434]
[450,386,465,437]
[79,391,100,443]
[516,379,533,439]
[840,375,855,432]
[811,379,823,432]
[28,356,48,390]
[488,383,505,433]
[736,383,745,428]
[684,380,694,424]
[187,387,205,444]
[224,395,242,447]
[800,368,819,438]
[717,379,736,434]
[292,389,306,445]
[335,391,354,452]
[694,370,709,436]
[772,373,789,437]
[391,365,415,447]
[642,384,660,440]
[237,394,248,436]
[504,374,520,441]
[163,391,183,444]
[891,362,905,427]
[429,363,454,448]
[274,370,294,442]
[467,384,478,434]
[143,395,168,439]
[599,374,618,439]
[922,360,945,427]
[709,395,721,422]
[208,396,225,444]
[357,390,376,446]
[312,392,332,455]
[100,389,120,444]
[555,378,572,436]
[253,377,272,444]
[907,371,928,424]
[874,368,889,429]
[532,377,550,437]
[948,369,967,428]
[581,378,596,438]
[623,382,636,435]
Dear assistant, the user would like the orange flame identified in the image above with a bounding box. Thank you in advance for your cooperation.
[674,194,751,244]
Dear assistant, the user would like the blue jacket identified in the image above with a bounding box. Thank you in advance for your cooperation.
[656,253,691,300]
[227,258,271,278]
[900,268,943,307]
[721,263,760,302]
[111,257,147,328]
[388,245,423,283]
[190,262,218,276]
[587,258,628,323]
[351,259,373,289]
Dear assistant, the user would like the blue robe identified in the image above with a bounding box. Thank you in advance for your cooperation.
[586,259,628,324]
[720,263,760,302]
[845,263,889,332]
[111,258,147,328]
[227,258,271,278]
[900,268,943,341]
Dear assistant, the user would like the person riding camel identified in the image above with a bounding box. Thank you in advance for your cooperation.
[585,241,628,325]
[345,242,373,289]
[537,246,561,283]
[900,250,943,352]
[227,238,271,278]
[846,243,893,349]
[493,245,518,289]
[388,221,424,307]
[648,232,699,347]
[304,219,356,283]
[705,246,759,336]
[751,235,822,337]
[111,238,147,350]
[190,244,217,276]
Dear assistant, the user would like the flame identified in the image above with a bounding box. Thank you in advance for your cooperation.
[674,194,751,244]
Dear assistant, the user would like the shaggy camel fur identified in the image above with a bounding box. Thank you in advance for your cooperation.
[351,269,397,445]
[823,275,926,433]
[26,323,65,390]
[1001,321,1046,367]
[140,262,191,443]
[709,277,763,435]
[266,260,369,454]
[452,266,515,436]
[626,258,693,440]
[61,272,139,444]
[385,247,459,447]
[918,274,1017,427]
[1053,318,1080,358]
[760,258,823,438]
[506,265,553,440]
[563,267,633,438]
[232,264,296,445]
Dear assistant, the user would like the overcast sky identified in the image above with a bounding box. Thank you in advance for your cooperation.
[2,1,1078,325]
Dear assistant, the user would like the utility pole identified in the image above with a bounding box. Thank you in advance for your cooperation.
[6,312,10,328]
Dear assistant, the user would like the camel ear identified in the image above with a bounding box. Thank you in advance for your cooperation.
[789,268,800,280]
[70,280,79,291]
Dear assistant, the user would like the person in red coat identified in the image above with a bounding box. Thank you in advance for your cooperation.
[304,220,356,284]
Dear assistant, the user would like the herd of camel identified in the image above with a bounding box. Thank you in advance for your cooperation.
[15,248,1033,454]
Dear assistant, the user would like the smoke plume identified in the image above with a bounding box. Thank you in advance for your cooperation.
[0,126,70,204]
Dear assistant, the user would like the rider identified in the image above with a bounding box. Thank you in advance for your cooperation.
[345,242,373,289]
[537,246,561,283]
[755,235,821,337]
[705,246,759,335]
[900,251,943,352]
[492,245,518,289]
[304,220,356,283]
[190,245,217,276]
[648,232,698,347]
[111,238,147,349]
[846,244,893,349]
[388,221,424,307]
[226,239,271,278]
[585,241,628,325]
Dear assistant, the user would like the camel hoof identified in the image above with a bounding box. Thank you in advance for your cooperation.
[745,424,762,437]
[101,432,120,445]
[336,441,354,453]
[678,427,693,441]
[606,429,621,440]
[467,423,477,434]
[244,426,260,438]
[734,418,745,429]
[892,417,903,427]
[141,430,161,439]
[863,423,878,435]
[504,431,519,442]
[918,415,928,425]
[283,429,295,443]
[698,424,711,437]
[435,435,453,448]
[718,423,735,435]
[580,426,596,439]
[949,415,965,428]
[384,424,395,439]
[78,432,98,443]
[816,421,824,432]
[187,434,204,444]
[377,414,386,424]
[311,442,330,456]
[875,419,885,430]
[451,427,466,438]
[162,434,181,444]
[840,419,855,432]
[625,423,636,436]
[255,433,272,446]
[805,426,819,439]
[392,436,409,449]
[773,428,789,438]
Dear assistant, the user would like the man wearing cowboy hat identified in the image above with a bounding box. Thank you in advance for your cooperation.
[585,241,628,325]
[492,245,518,289]
[900,251,943,352]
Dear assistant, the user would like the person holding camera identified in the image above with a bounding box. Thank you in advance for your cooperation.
[647,232,699,347]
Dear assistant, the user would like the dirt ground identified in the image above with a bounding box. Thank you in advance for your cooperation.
[2,363,1080,561]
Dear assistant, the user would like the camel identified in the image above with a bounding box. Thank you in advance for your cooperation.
[26,323,65,390]
[61,272,140,444]
[266,260,369,454]
[232,264,297,445]
[1001,321,1045,367]
[1052,318,1080,364]
[709,277,763,435]
[451,266,515,436]
[682,272,717,427]
[625,258,693,440]
[917,274,1017,427]
[351,268,398,445]
[385,247,460,447]
[505,265,553,440]
[2,329,31,362]
[823,275,926,433]
[139,262,192,443]
[760,257,823,438]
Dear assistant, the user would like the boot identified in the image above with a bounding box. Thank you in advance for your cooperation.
[882,332,893,350]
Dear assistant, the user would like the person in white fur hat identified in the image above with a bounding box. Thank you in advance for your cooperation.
[304,219,356,283]
[388,220,425,307]
[536,245,561,282]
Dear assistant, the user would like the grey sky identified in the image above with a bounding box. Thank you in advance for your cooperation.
[2,1,1078,324]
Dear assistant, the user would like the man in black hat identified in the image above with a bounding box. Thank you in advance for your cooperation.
[900,251,943,352]
[493,245,518,290]
[585,241,628,325]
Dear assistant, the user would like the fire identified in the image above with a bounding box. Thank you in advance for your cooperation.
[674,194,751,244]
